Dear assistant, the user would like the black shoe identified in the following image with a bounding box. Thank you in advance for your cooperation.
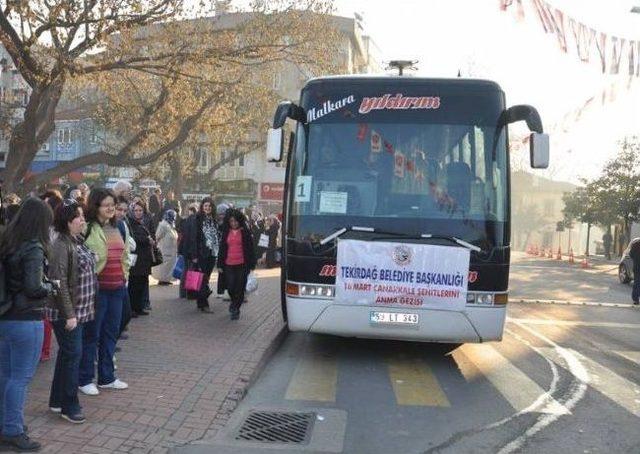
[230,311,240,320]
[1,433,41,451]
[634,301,639,305]
[135,310,150,316]
[115,346,121,353]
[200,306,213,313]
[119,333,129,340]
[158,281,172,286]
[60,413,86,424]
[131,312,139,318]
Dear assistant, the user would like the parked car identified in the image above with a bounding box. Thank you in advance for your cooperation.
[619,238,640,284]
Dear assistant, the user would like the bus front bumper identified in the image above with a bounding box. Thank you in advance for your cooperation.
[286,297,506,343]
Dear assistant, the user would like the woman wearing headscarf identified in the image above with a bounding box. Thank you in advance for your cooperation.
[152,210,178,285]
[127,201,155,316]
[184,197,219,312]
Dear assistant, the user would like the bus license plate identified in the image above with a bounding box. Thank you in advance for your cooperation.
[370,311,419,325]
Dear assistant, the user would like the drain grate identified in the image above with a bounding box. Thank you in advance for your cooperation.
[235,410,315,444]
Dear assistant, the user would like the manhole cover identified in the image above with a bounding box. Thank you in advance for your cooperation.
[235,410,315,444]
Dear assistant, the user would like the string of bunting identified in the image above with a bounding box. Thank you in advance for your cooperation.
[500,0,640,76]
[356,123,426,182]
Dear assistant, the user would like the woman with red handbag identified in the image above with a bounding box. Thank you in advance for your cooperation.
[183,197,219,313]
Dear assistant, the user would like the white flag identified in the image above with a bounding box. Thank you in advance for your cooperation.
[371,129,381,153]
[394,151,405,178]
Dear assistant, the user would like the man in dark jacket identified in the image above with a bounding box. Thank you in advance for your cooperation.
[148,188,162,218]
[629,239,640,305]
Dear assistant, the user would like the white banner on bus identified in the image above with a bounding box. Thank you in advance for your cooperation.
[335,240,469,311]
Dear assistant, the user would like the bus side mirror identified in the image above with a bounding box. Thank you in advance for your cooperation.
[530,133,549,169]
[266,128,284,162]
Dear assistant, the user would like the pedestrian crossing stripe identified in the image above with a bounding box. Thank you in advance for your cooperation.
[540,347,640,418]
[387,357,450,407]
[454,345,569,415]
[285,353,338,402]
[614,350,640,366]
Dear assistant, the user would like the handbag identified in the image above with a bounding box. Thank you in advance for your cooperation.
[185,268,204,291]
[151,245,164,267]
[172,255,185,279]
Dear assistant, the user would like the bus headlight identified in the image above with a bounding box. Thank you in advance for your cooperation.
[293,283,336,298]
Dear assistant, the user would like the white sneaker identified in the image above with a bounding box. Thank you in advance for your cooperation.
[98,379,128,390]
[78,383,100,396]
[50,407,61,413]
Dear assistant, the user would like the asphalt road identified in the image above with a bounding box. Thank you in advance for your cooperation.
[179,253,640,454]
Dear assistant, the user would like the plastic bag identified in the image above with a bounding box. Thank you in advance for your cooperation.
[172,255,185,279]
[245,272,258,294]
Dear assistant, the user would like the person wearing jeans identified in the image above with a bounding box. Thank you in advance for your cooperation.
[46,200,97,424]
[80,188,130,396]
[217,209,256,320]
[0,197,54,452]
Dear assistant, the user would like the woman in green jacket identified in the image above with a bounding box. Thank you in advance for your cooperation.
[78,188,130,396]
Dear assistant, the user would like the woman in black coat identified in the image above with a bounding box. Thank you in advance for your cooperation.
[127,201,155,316]
[217,208,256,320]
[184,197,219,312]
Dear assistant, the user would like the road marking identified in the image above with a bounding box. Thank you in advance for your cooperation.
[285,353,337,402]
[453,344,568,416]
[508,317,640,329]
[539,347,640,417]
[615,350,640,366]
[387,357,450,407]
[498,321,589,454]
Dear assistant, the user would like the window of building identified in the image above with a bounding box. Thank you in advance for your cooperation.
[544,199,555,217]
[89,127,98,144]
[0,152,5,162]
[237,153,244,167]
[57,128,72,144]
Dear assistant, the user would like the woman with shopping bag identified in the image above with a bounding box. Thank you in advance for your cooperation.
[217,209,256,320]
[184,197,219,313]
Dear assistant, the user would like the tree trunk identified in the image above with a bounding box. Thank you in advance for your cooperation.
[170,154,183,199]
[585,223,591,256]
[2,78,65,194]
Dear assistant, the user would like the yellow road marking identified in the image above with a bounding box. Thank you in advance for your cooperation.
[387,357,450,407]
[285,354,338,402]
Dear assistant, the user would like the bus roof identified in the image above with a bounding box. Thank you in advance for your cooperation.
[303,75,504,93]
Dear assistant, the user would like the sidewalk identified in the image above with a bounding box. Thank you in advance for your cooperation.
[21,269,286,454]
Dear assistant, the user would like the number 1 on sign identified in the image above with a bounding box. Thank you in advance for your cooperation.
[294,176,312,202]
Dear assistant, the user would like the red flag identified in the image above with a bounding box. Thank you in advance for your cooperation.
[357,123,368,142]
[406,159,415,173]
[384,140,394,154]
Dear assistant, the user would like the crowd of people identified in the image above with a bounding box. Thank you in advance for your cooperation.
[0,181,281,452]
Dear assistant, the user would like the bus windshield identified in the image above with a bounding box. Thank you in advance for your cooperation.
[287,81,509,249]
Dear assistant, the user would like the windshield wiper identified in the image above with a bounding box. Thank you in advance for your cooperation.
[318,226,482,253]
[319,226,374,245]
